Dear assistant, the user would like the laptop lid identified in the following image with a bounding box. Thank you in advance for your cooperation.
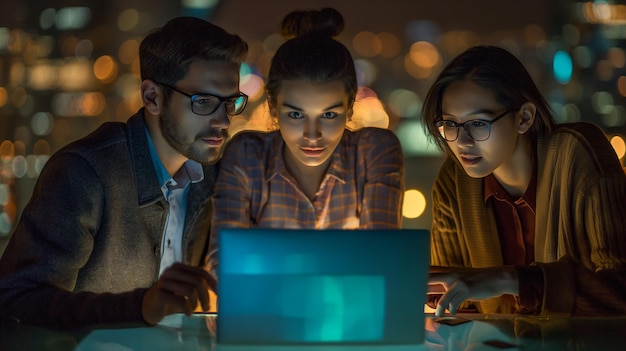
[217,228,430,346]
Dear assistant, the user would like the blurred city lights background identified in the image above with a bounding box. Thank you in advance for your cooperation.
[1,0,626,254]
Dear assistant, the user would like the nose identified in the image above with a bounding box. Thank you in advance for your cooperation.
[456,125,474,147]
[208,104,230,130]
[303,117,321,141]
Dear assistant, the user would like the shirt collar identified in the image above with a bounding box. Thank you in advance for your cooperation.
[145,127,204,190]
[484,149,537,208]
[266,131,347,183]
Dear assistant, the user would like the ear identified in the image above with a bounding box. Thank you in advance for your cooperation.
[517,102,536,135]
[141,80,164,115]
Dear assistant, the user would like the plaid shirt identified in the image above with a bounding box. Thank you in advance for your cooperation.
[207,128,404,268]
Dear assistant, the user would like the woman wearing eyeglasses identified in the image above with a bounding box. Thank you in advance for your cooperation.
[422,45,626,317]
[205,8,404,274]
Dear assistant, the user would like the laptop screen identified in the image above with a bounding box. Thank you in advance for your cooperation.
[217,228,430,346]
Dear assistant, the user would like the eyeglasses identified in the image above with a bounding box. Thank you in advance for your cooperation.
[156,82,248,116]
[435,109,515,142]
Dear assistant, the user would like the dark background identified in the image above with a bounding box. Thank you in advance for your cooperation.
[1,0,625,254]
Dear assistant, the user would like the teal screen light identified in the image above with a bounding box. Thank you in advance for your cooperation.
[553,50,573,84]
[217,229,429,345]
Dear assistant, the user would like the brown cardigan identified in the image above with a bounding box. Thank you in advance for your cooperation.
[431,122,626,316]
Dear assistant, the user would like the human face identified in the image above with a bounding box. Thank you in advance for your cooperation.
[274,80,349,172]
[440,80,522,178]
[160,59,241,164]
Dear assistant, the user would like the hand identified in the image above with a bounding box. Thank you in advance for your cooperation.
[428,266,519,317]
[142,262,217,325]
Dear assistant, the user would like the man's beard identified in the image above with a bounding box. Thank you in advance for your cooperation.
[159,108,228,165]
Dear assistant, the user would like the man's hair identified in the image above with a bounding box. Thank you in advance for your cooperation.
[139,16,248,88]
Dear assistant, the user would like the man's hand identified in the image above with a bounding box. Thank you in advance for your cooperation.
[142,262,217,325]
[428,266,519,317]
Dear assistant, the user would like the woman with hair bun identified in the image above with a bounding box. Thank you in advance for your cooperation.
[206,7,404,271]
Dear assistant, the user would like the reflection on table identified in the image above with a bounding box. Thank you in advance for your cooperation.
[2,313,626,351]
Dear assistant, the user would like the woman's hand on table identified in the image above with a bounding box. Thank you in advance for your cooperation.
[428,266,519,317]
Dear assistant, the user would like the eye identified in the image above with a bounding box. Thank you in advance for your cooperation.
[194,96,218,106]
[287,111,304,119]
[321,111,339,119]
[468,120,489,128]
[436,120,457,128]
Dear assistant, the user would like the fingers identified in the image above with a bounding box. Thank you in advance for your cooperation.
[143,263,218,324]
[435,282,465,317]
[160,263,216,311]
[429,272,470,317]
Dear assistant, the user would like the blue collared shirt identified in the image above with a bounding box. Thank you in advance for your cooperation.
[145,128,204,276]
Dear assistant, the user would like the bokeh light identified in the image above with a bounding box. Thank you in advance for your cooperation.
[402,189,427,219]
[10,87,27,108]
[183,0,219,8]
[82,92,106,116]
[74,39,93,57]
[355,59,377,86]
[94,55,118,83]
[262,34,283,54]
[0,184,8,206]
[353,31,382,57]
[607,47,626,68]
[409,41,440,68]
[378,32,401,58]
[0,213,12,235]
[0,28,8,51]
[387,89,421,118]
[39,8,56,30]
[602,105,626,127]
[395,120,441,156]
[118,39,139,65]
[618,76,626,97]
[610,136,626,159]
[59,59,92,90]
[350,87,389,129]
[0,87,7,107]
[240,73,264,102]
[597,59,614,81]
[592,91,615,114]
[0,140,14,160]
[523,24,546,45]
[31,112,54,136]
[33,140,51,156]
[117,9,139,31]
[29,64,57,90]
[11,156,27,178]
[553,50,573,84]
[56,7,91,30]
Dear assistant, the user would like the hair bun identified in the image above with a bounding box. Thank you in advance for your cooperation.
[280,7,344,39]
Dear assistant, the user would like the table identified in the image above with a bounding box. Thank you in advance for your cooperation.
[2,313,626,350]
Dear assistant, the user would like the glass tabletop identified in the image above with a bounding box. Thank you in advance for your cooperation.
[2,313,626,351]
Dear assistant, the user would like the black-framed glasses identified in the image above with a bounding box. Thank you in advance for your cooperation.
[435,109,515,142]
[156,82,248,116]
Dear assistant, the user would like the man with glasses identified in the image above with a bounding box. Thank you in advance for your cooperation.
[0,17,248,327]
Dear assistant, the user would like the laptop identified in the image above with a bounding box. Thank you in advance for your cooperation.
[216,228,430,346]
